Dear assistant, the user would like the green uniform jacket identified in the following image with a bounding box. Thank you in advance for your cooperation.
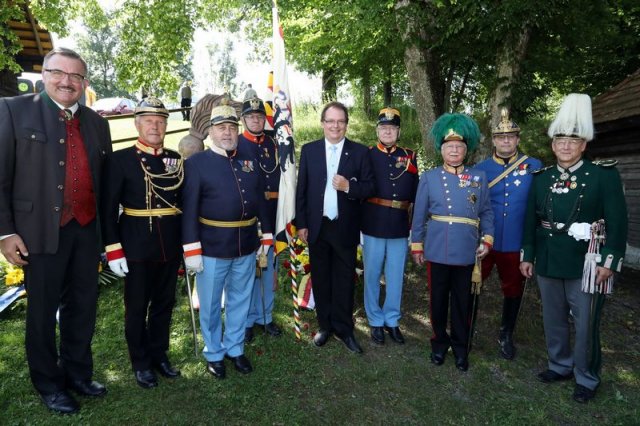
[521,160,627,279]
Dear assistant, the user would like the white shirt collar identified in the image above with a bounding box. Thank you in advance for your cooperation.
[325,138,345,151]
[50,98,79,115]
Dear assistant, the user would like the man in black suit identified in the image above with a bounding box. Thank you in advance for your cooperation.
[295,101,375,353]
[0,48,112,414]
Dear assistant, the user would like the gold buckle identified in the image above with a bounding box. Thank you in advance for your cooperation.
[391,200,403,209]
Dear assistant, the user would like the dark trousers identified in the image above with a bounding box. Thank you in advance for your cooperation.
[124,258,180,371]
[180,98,192,120]
[309,218,357,338]
[426,261,474,358]
[24,220,99,394]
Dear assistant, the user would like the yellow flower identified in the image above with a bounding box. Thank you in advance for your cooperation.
[5,266,24,286]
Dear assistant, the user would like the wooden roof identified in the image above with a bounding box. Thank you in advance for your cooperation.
[7,3,54,73]
[592,68,640,124]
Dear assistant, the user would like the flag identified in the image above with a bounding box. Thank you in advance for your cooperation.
[271,0,297,256]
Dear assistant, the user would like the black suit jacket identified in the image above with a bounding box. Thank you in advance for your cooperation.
[0,92,112,254]
[295,138,375,246]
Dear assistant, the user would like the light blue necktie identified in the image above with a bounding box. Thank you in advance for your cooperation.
[324,145,338,219]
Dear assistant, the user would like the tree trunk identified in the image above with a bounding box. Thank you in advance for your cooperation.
[322,68,337,103]
[478,24,532,161]
[383,79,392,107]
[362,68,372,118]
[395,0,440,160]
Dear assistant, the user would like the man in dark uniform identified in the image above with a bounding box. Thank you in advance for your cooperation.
[362,107,418,345]
[0,47,111,414]
[520,93,627,403]
[411,113,494,372]
[182,103,272,379]
[475,109,542,360]
[102,98,183,389]
[238,96,281,343]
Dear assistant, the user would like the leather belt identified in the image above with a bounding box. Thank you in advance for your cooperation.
[430,214,479,227]
[123,207,181,217]
[198,216,257,228]
[367,197,410,210]
[265,191,279,200]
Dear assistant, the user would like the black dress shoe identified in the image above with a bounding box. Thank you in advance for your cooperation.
[455,356,469,372]
[337,335,363,354]
[370,326,385,345]
[68,379,107,397]
[153,361,181,378]
[225,354,253,374]
[384,326,405,344]
[430,352,445,366]
[313,329,331,347]
[264,322,282,337]
[537,369,574,383]
[206,361,226,379]
[244,327,255,343]
[573,384,596,403]
[40,390,79,414]
[134,369,158,389]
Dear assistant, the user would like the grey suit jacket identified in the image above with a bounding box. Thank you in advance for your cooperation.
[0,92,112,254]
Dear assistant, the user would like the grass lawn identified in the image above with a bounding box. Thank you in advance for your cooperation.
[1,262,639,425]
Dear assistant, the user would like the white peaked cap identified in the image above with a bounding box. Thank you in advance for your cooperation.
[547,93,594,142]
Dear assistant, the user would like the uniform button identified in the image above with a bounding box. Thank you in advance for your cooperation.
[549,233,553,237]
[244,201,247,204]
[73,190,77,193]
[59,138,65,144]
[446,198,451,201]
[59,117,64,122]
[266,175,269,178]
[242,190,245,193]
[446,190,450,194]
[444,183,448,187]
[54,206,60,212]
[58,185,63,190]
[142,158,146,162]
[503,213,507,216]
[392,183,396,187]
[505,193,509,197]
[393,194,397,197]
[238,179,242,182]
[505,183,509,187]
[504,203,508,206]
[146,166,151,170]
[157,204,161,208]
[59,161,65,166]
[448,205,452,209]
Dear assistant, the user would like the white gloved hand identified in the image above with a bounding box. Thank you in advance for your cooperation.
[568,222,592,241]
[185,254,204,273]
[108,257,129,277]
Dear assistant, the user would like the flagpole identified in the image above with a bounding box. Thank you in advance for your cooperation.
[290,241,301,340]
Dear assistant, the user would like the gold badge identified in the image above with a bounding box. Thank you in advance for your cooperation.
[570,182,577,190]
[250,97,261,111]
[468,193,477,204]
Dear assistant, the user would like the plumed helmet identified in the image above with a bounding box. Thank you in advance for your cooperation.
[377,107,401,127]
[547,93,594,142]
[135,97,169,118]
[492,108,520,135]
[241,96,266,116]
[430,113,481,152]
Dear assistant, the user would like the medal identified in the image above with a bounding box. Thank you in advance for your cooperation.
[570,182,577,189]
[468,193,477,204]
[264,148,270,158]
[571,175,577,182]
[560,172,569,180]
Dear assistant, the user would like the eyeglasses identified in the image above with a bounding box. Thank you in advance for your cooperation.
[553,137,584,148]
[44,68,86,83]
[323,119,347,127]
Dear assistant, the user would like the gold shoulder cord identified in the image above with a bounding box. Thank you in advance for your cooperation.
[139,156,184,231]
[258,138,279,174]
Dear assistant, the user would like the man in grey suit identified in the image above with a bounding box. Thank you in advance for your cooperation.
[0,47,112,414]
[295,101,375,354]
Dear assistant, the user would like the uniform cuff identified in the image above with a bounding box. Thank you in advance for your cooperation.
[410,242,423,254]
[183,241,203,257]
[105,243,125,261]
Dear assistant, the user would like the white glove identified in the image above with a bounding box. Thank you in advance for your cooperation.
[108,258,129,277]
[185,255,204,273]
[568,222,592,241]
[256,244,269,259]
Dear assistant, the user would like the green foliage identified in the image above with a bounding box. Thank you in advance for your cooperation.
[0,0,25,73]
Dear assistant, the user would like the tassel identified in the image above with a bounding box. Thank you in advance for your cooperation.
[471,261,482,295]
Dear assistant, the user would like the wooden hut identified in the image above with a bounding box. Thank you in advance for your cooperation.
[0,3,53,97]
[590,69,640,269]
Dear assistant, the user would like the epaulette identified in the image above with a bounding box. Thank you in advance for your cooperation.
[532,165,553,175]
[398,146,415,157]
[592,159,618,167]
